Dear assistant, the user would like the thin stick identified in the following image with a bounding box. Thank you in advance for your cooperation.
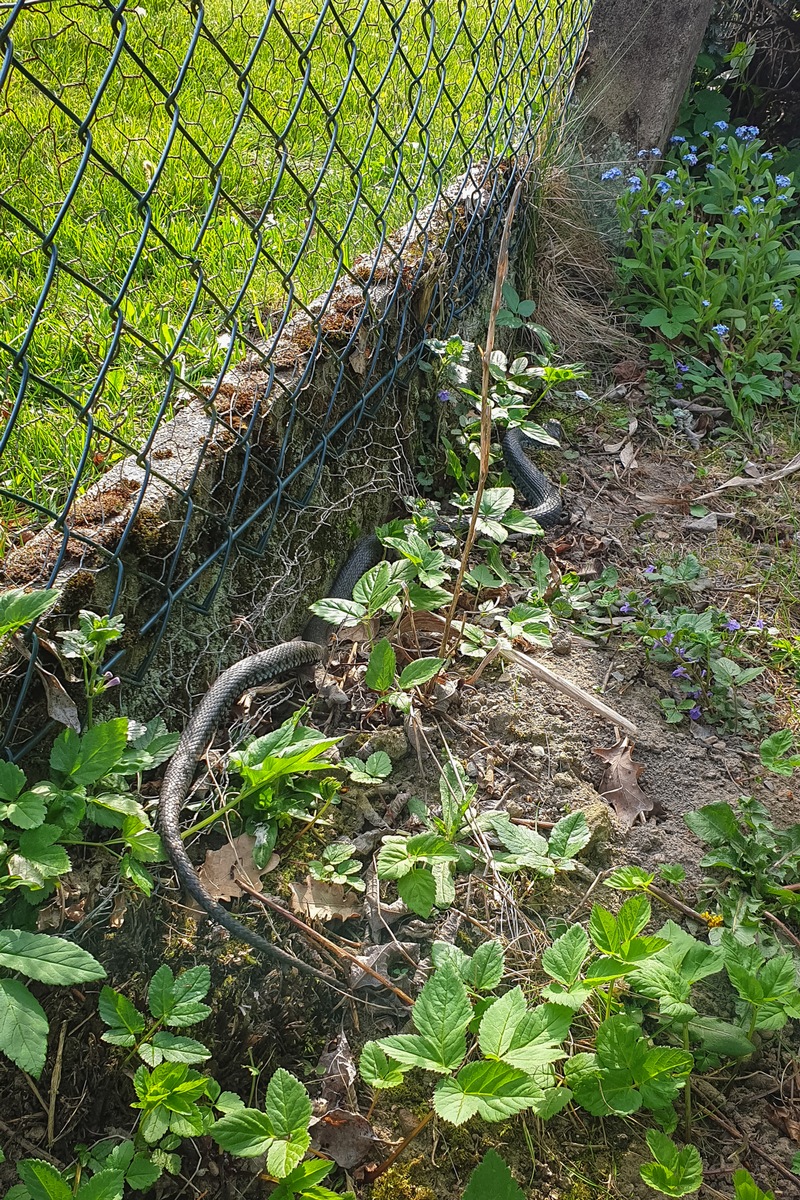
[47,1021,67,1147]
[762,909,800,953]
[699,1106,800,1191]
[363,1109,435,1183]
[0,1117,65,1167]
[440,179,524,654]
[234,876,414,1006]
[490,645,638,735]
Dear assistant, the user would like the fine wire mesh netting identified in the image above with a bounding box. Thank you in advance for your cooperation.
[0,0,591,754]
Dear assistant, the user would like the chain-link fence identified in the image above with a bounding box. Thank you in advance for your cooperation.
[0,0,590,755]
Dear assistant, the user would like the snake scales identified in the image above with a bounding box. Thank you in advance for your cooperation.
[158,424,562,983]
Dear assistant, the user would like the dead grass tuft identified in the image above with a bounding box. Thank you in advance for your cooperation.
[532,165,637,365]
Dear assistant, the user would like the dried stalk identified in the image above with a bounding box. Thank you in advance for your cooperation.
[440,179,524,654]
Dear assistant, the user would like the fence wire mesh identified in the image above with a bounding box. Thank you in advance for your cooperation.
[0,0,590,754]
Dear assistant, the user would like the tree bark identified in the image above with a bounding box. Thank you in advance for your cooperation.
[576,0,717,155]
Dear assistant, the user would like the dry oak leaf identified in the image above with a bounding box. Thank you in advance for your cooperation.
[197,833,278,902]
[593,736,651,831]
[288,877,362,923]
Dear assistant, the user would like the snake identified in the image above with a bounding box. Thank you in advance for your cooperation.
[158,423,562,983]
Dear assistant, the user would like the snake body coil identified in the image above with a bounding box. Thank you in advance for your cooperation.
[158,428,561,980]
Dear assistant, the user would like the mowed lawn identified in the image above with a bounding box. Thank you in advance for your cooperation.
[0,0,579,541]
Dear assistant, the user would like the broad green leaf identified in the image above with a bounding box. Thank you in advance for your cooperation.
[605,865,655,891]
[377,1032,460,1074]
[686,1017,754,1058]
[269,1159,335,1200]
[684,803,743,848]
[398,867,437,917]
[0,760,26,803]
[547,812,590,861]
[432,860,456,909]
[0,979,49,1077]
[431,942,471,978]
[0,788,46,830]
[147,964,176,1021]
[638,1047,693,1112]
[640,1130,703,1197]
[0,588,58,637]
[365,638,397,693]
[265,1068,312,1141]
[10,826,71,886]
[478,986,528,1060]
[85,792,148,829]
[353,561,402,615]
[211,1108,273,1157]
[531,1086,573,1119]
[413,963,472,1064]
[50,729,81,779]
[434,1060,539,1124]
[145,1034,211,1065]
[15,1160,71,1200]
[479,488,515,521]
[498,1004,573,1073]
[124,1154,162,1190]
[588,905,620,956]
[75,1168,125,1200]
[564,1052,627,1117]
[307,597,366,626]
[0,930,105,984]
[377,833,459,879]
[462,1150,525,1200]
[117,719,180,773]
[468,941,505,991]
[122,819,165,863]
[398,658,445,689]
[359,1042,408,1088]
[164,965,211,1027]
[732,1170,775,1200]
[71,720,129,786]
[616,895,651,945]
[98,987,146,1038]
[406,583,453,611]
[542,926,589,987]
[119,855,155,897]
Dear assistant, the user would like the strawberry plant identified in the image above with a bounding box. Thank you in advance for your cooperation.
[99,964,212,1066]
[360,941,573,1125]
[640,1130,703,1196]
[212,1068,353,1198]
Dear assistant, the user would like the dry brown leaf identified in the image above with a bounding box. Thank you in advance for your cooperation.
[288,877,362,922]
[593,737,651,830]
[109,893,128,929]
[619,441,638,470]
[316,1032,358,1108]
[310,1108,378,1169]
[197,834,278,902]
[36,664,81,731]
[349,942,420,990]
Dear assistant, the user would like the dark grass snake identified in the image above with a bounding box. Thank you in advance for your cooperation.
[158,424,562,984]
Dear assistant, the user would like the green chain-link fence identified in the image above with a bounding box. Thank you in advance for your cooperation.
[0,0,590,754]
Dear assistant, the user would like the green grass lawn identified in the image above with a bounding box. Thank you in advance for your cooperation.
[0,0,584,545]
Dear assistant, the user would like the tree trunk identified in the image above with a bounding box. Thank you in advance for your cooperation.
[576,0,716,155]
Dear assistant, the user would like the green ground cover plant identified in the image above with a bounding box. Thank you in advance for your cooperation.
[605,121,800,430]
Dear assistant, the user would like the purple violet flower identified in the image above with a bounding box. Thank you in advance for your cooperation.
[689,706,702,720]
[725,618,741,631]
[672,666,689,678]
